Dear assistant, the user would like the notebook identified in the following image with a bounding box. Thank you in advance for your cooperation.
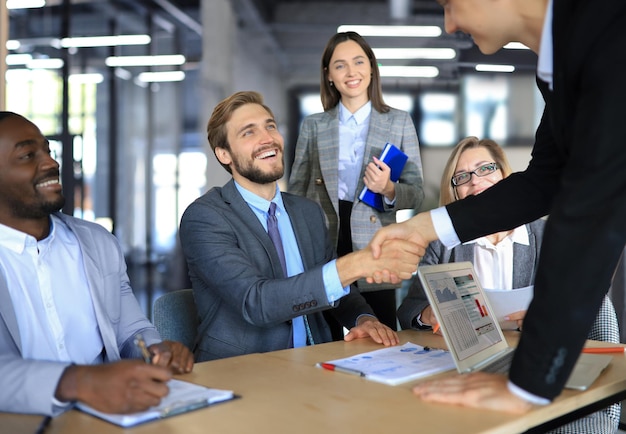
[76,379,235,427]
[358,143,408,212]
[416,262,612,390]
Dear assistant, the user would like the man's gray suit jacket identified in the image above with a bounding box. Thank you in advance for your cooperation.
[0,212,159,415]
[179,180,374,362]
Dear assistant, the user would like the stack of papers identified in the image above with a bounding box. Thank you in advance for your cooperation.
[77,379,235,427]
[318,342,455,385]
[484,285,534,330]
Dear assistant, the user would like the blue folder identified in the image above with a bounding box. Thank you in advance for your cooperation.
[358,143,408,212]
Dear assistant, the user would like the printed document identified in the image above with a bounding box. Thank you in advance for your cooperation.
[484,286,534,330]
[318,342,455,385]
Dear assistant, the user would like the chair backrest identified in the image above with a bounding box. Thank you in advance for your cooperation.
[152,289,198,350]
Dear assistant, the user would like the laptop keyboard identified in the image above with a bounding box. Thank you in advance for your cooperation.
[480,350,515,374]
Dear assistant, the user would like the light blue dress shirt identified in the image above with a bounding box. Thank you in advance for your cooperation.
[235,182,349,346]
[338,101,371,201]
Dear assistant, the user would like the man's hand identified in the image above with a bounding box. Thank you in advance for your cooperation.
[363,239,423,284]
[420,306,439,330]
[366,212,437,284]
[504,310,526,331]
[344,317,399,346]
[56,360,172,414]
[412,372,534,414]
[149,340,194,374]
[336,239,422,287]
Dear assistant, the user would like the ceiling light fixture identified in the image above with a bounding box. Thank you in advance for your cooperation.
[379,65,439,78]
[6,0,45,9]
[137,71,185,82]
[105,54,185,67]
[503,42,529,50]
[5,53,33,65]
[373,48,455,60]
[61,35,151,48]
[27,58,64,69]
[475,64,515,73]
[69,73,104,84]
[6,40,20,50]
[338,25,442,38]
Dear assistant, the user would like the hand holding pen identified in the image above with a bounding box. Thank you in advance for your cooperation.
[135,334,194,374]
[54,359,172,415]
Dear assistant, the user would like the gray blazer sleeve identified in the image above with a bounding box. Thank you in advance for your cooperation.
[397,240,449,330]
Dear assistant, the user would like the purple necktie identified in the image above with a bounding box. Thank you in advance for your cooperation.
[267,202,314,346]
[267,202,287,277]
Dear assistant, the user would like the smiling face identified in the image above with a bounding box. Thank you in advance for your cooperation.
[216,103,284,196]
[439,0,517,55]
[453,146,503,199]
[326,39,372,108]
[0,114,64,230]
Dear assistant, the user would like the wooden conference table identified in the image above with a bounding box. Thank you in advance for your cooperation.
[3,330,626,434]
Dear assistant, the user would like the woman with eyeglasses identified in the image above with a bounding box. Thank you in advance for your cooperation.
[397,136,619,434]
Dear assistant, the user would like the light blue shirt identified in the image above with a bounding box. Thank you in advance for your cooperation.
[0,215,104,365]
[235,182,349,346]
[338,101,371,201]
[537,0,554,89]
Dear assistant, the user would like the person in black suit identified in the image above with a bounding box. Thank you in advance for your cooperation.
[368,0,626,414]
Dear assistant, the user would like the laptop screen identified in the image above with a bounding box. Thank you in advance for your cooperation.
[418,262,508,365]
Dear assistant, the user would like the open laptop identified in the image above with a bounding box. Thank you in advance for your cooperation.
[417,262,611,390]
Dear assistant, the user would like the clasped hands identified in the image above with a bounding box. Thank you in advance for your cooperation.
[363,213,435,285]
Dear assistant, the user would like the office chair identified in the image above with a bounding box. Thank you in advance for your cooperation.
[152,288,198,350]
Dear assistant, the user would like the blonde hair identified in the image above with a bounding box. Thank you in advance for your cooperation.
[439,137,512,206]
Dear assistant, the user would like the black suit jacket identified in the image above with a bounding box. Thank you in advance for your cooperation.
[446,0,626,399]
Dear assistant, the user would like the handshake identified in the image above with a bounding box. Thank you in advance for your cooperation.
[336,211,436,287]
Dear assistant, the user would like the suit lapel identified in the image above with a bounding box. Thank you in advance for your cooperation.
[512,229,537,288]
[355,110,390,201]
[221,181,285,278]
[282,194,314,270]
[317,108,340,215]
[58,214,121,360]
[0,274,21,352]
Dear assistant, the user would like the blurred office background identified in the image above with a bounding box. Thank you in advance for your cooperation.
[2,0,623,340]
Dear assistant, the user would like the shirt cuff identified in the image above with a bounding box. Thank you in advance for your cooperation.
[383,195,396,207]
[355,313,377,327]
[323,260,350,303]
[430,207,461,248]
[507,381,551,405]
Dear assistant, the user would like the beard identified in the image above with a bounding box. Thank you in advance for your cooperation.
[10,193,65,220]
[231,152,284,184]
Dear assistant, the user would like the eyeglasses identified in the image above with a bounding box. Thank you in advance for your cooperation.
[451,162,499,186]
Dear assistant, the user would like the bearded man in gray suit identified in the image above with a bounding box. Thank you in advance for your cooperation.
[179,91,421,362]
[0,112,193,416]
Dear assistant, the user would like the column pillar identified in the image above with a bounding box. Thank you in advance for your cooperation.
[0,1,8,110]
[200,0,235,189]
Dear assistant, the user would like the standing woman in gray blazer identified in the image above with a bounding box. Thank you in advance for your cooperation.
[288,32,424,336]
